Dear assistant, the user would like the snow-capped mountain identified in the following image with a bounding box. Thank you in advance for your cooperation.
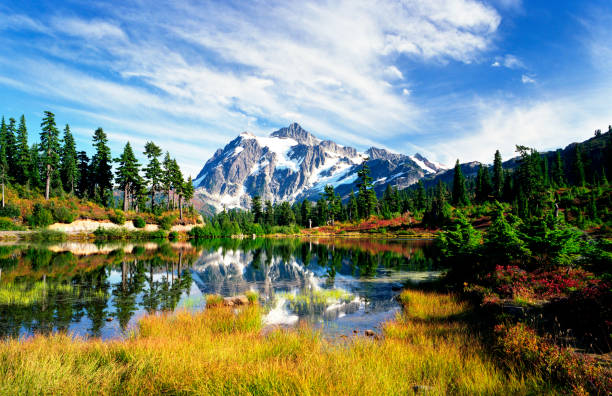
[193,123,445,211]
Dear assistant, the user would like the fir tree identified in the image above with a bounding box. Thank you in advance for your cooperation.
[356,160,377,218]
[4,118,17,179]
[301,199,312,227]
[452,159,469,206]
[162,152,173,209]
[28,143,42,190]
[183,176,194,215]
[492,150,504,199]
[143,141,163,209]
[251,195,263,224]
[415,180,426,210]
[39,111,61,200]
[551,149,565,187]
[115,142,141,212]
[14,115,30,185]
[76,151,90,198]
[91,128,113,205]
[574,144,586,187]
[60,124,79,194]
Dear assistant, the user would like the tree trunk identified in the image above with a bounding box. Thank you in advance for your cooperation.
[151,189,155,210]
[179,195,183,220]
[45,164,51,200]
[123,183,129,212]
[167,189,170,210]
[1,181,4,208]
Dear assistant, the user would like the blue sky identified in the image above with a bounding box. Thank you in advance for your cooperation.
[0,0,611,177]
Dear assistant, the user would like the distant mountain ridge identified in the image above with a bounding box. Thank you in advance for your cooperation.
[192,123,446,212]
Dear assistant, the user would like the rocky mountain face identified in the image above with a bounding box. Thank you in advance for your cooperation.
[193,123,446,212]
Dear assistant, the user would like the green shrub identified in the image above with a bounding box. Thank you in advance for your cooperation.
[168,231,179,240]
[148,230,169,239]
[133,217,146,228]
[158,215,175,231]
[52,206,77,224]
[0,204,20,219]
[0,217,24,231]
[27,204,54,228]
[25,230,67,242]
[109,210,126,225]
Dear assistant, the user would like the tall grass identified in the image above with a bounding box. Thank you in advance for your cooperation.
[0,290,554,395]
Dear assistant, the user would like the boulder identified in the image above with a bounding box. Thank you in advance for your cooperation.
[364,329,375,337]
[223,295,249,306]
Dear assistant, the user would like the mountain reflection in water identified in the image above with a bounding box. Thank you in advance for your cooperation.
[0,238,439,339]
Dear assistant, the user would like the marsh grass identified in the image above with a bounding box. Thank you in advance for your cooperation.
[281,288,354,314]
[0,290,555,395]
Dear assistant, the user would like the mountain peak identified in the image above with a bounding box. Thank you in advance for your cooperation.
[270,123,320,145]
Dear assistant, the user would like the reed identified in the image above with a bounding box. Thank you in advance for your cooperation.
[0,290,555,395]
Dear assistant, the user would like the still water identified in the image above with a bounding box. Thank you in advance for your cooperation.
[0,238,440,339]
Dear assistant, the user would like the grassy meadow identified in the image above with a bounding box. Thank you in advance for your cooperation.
[0,290,556,395]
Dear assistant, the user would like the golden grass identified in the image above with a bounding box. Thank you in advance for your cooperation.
[0,290,554,395]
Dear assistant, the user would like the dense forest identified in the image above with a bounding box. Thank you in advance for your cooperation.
[0,111,195,229]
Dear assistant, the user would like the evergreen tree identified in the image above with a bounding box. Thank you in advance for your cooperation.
[183,176,194,215]
[28,143,42,190]
[143,142,163,210]
[114,142,141,212]
[515,145,545,217]
[0,133,7,207]
[348,190,358,221]
[39,111,61,200]
[492,150,504,199]
[356,160,377,218]
[60,124,79,194]
[4,118,18,179]
[300,199,312,227]
[574,144,586,187]
[276,201,295,226]
[251,195,263,224]
[170,159,183,211]
[323,185,341,224]
[90,128,113,205]
[14,115,30,185]
[76,151,90,198]
[264,200,274,226]
[551,149,565,187]
[415,180,426,210]
[452,159,469,206]
[162,152,173,209]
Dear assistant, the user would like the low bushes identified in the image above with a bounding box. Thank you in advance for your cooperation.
[26,204,54,228]
[158,215,176,231]
[133,217,146,228]
[109,210,126,225]
[52,206,77,224]
[495,323,612,394]
[0,217,24,231]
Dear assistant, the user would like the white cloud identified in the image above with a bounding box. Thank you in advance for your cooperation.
[521,74,535,84]
[492,54,525,69]
[434,86,612,165]
[402,88,411,95]
[51,17,126,40]
[383,66,404,80]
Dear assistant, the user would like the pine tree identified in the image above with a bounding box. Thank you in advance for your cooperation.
[492,150,504,199]
[5,118,17,179]
[415,180,426,210]
[91,128,113,205]
[143,141,163,210]
[347,190,358,221]
[114,142,141,212]
[28,143,42,190]
[323,185,341,224]
[60,124,79,194]
[551,149,565,187]
[452,159,469,206]
[183,176,194,215]
[162,152,173,209]
[39,111,61,200]
[0,133,7,207]
[574,144,586,187]
[264,200,274,226]
[170,159,183,213]
[356,160,377,218]
[14,115,30,185]
[251,195,263,224]
[76,151,90,198]
[300,199,311,227]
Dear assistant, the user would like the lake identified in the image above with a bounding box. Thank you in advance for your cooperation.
[0,238,440,340]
